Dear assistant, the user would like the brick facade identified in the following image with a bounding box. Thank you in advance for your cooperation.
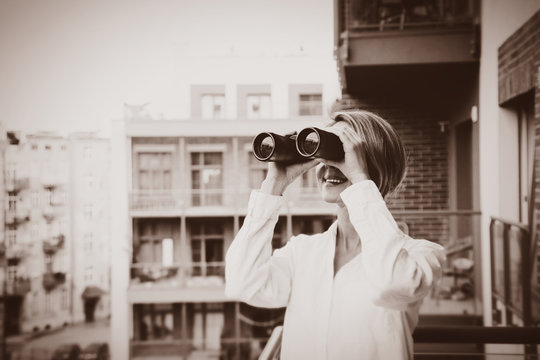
[498,9,540,321]
[335,97,450,245]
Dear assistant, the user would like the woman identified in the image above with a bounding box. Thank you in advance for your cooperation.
[225,110,445,359]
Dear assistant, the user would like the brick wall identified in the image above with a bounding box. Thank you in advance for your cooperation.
[498,10,540,105]
[336,97,450,244]
[498,9,540,321]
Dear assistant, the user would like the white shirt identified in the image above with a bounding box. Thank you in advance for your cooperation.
[225,180,445,360]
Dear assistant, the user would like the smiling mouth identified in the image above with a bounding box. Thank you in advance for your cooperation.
[323,176,347,185]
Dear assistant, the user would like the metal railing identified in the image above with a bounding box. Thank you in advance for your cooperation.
[129,187,332,213]
[345,0,478,32]
[130,262,225,287]
[489,217,536,326]
[258,326,540,360]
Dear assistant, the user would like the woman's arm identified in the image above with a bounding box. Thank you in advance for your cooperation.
[225,189,296,308]
[340,180,445,310]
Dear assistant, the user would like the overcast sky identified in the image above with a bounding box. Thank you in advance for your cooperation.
[0,0,334,135]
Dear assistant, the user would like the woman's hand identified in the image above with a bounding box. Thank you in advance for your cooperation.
[321,126,370,184]
[260,159,318,196]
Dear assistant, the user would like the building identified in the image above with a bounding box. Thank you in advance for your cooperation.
[110,55,341,359]
[1,131,110,338]
[334,0,540,355]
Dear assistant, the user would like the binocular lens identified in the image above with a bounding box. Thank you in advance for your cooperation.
[258,135,274,159]
[301,131,320,156]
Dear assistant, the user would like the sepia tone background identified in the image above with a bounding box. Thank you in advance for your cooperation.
[1,0,540,359]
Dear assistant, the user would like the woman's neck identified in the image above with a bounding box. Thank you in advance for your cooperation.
[336,205,361,252]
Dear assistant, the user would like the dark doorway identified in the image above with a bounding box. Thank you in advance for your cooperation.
[84,297,99,323]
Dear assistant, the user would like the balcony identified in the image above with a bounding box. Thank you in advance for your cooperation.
[6,277,31,296]
[489,217,538,326]
[129,188,334,217]
[42,271,66,292]
[42,234,65,255]
[335,0,479,93]
[5,177,30,193]
[128,262,226,303]
[5,208,30,225]
[42,205,62,223]
[6,243,28,263]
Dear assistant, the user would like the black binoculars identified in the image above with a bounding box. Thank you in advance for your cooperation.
[252,127,344,163]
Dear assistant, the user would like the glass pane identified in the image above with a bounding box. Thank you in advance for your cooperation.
[138,242,154,263]
[492,222,505,296]
[260,95,272,118]
[191,170,201,189]
[202,169,222,188]
[204,152,222,165]
[191,240,201,262]
[191,152,200,165]
[138,153,150,169]
[249,169,266,189]
[163,170,172,190]
[162,153,171,168]
[206,239,223,262]
[213,95,225,119]
[201,95,213,119]
[191,222,202,236]
[205,221,223,235]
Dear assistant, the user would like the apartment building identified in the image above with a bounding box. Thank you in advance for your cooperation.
[334,0,540,342]
[1,131,110,336]
[110,55,341,359]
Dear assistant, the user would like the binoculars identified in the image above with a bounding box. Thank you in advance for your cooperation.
[252,127,344,163]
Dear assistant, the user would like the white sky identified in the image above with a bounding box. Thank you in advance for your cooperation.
[0,0,335,135]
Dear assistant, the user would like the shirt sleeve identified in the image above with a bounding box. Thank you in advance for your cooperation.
[340,180,446,310]
[225,190,295,308]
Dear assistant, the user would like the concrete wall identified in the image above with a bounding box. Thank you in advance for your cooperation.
[479,0,540,326]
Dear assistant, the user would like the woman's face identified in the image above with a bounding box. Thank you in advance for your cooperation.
[315,122,353,204]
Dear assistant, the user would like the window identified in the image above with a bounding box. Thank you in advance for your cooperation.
[8,194,17,211]
[247,94,271,119]
[137,152,172,190]
[201,94,225,119]
[191,152,223,206]
[6,162,16,182]
[45,144,51,151]
[248,152,268,189]
[135,220,175,264]
[136,303,174,341]
[190,220,224,277]
[84,233,93,254]
[31,191,40,207]
[32,144,38,150]
[85,266,93,282]
[299,94,322,116]
[61,287,69,310]
[44,293,52,313]
[7,265,17,281]
[7,228,17,246]
[45,254,53,272]
[32,292,39,315]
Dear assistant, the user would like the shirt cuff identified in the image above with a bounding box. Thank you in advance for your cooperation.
[339,180,384,206]
[247,190,284,219]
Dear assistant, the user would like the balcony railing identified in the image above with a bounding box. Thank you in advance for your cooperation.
[6,277,31,296]
[489,217,537,327]
[130,262,225,288]
[5,177,30,193]
[5,208,31,225]
[129,188,330,213]
[42,234,65,255]
[345,0,477,32]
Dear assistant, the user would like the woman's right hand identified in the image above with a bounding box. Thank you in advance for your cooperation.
[260,159,318,196]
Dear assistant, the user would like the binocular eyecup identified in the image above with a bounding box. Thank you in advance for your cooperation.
[252,127,344,163]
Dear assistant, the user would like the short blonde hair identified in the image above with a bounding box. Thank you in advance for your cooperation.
[332,110,406,198]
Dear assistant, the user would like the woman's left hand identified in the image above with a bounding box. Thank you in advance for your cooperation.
[322,126,370,184]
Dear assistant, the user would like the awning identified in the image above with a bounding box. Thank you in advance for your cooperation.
[82,286,105,299]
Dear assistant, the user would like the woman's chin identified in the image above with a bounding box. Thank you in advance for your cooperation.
[320,184,346,203]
